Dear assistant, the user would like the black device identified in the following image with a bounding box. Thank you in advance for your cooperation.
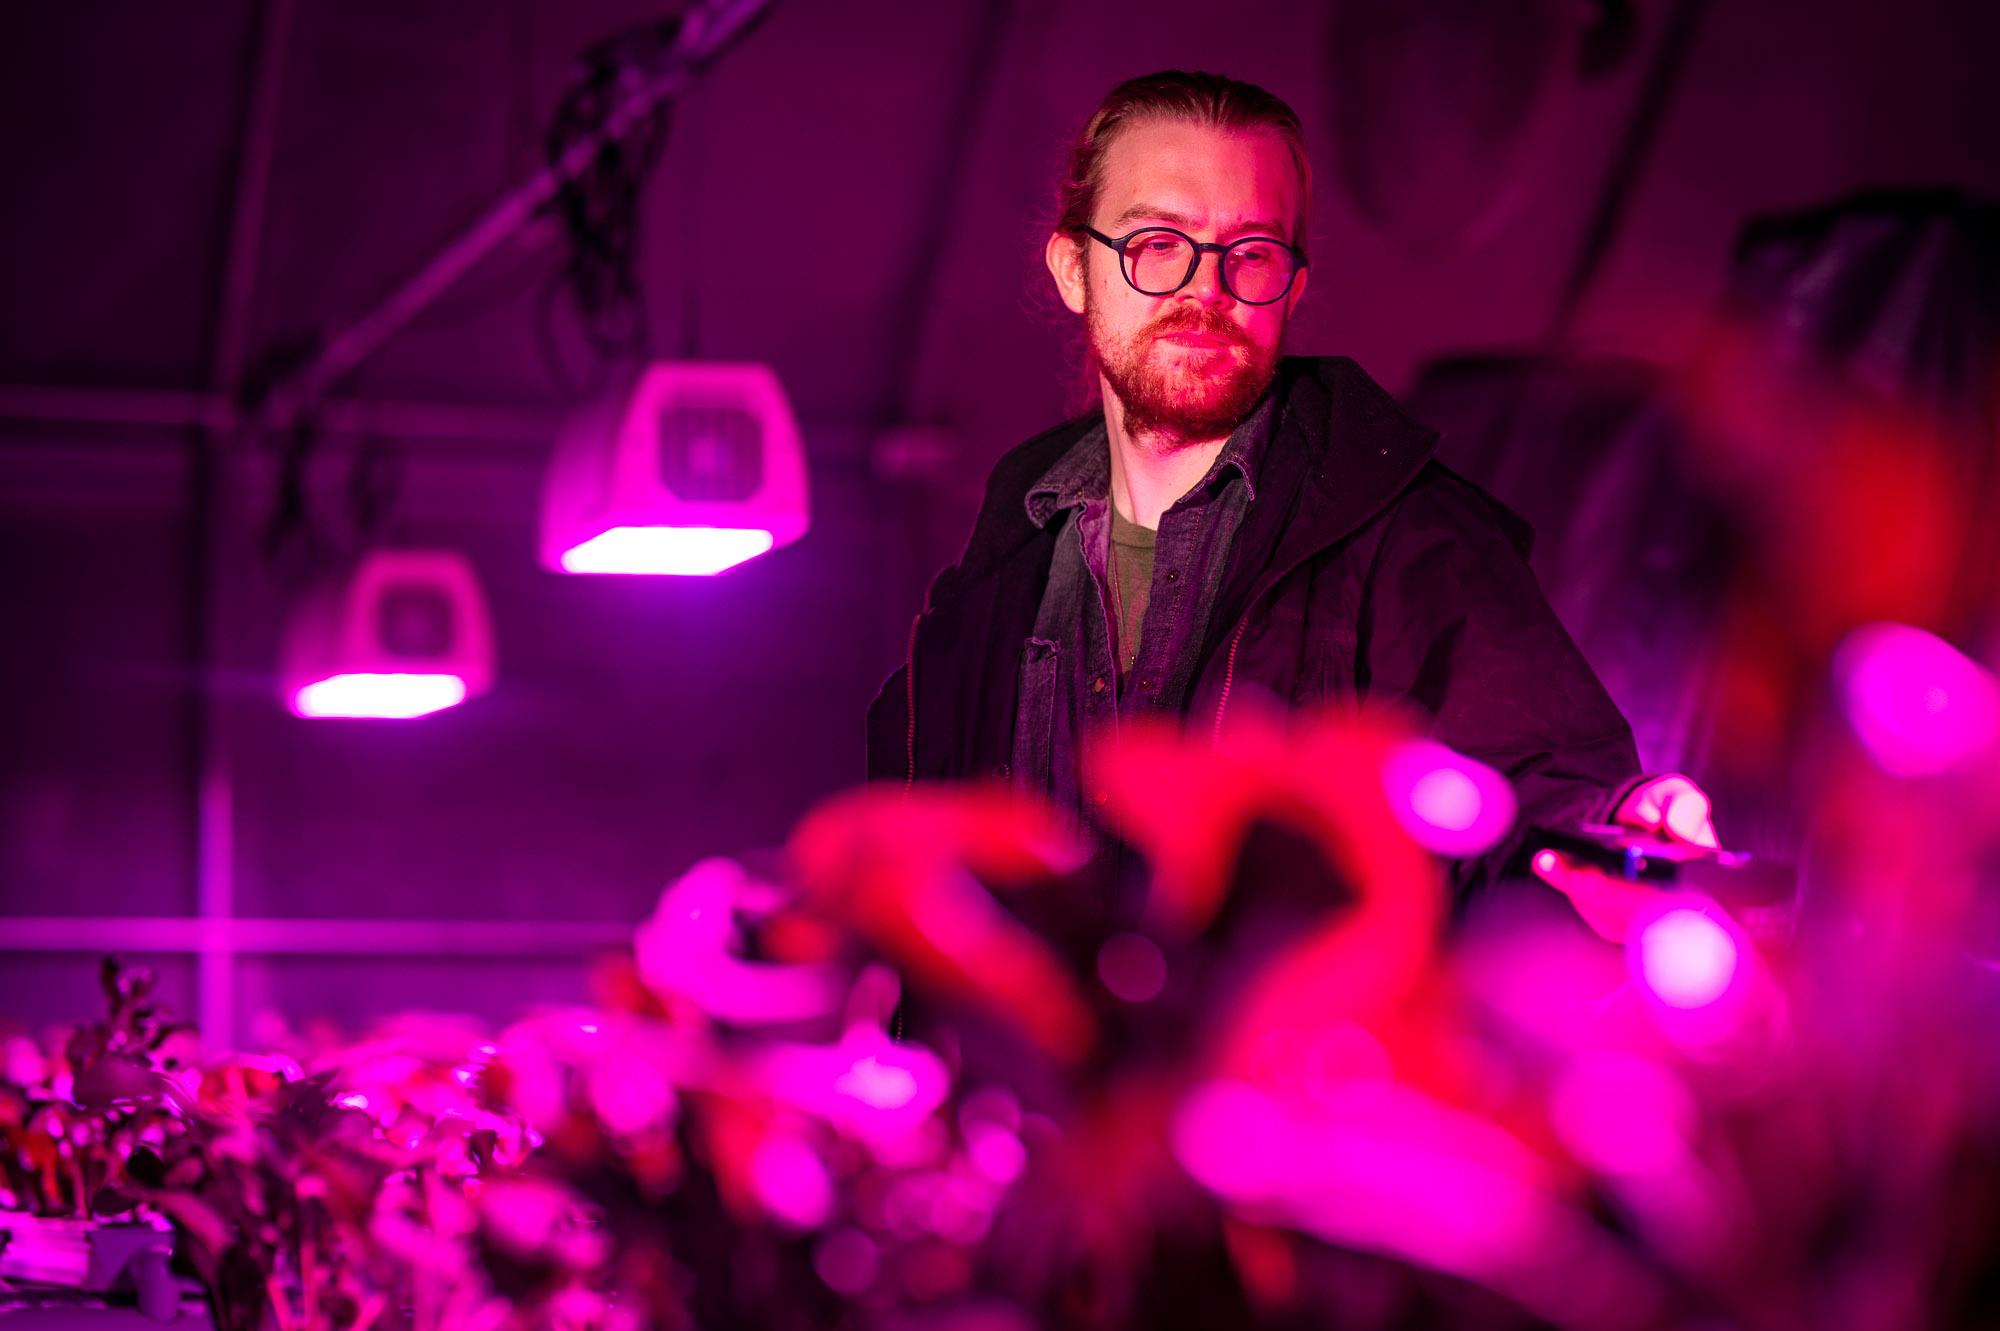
[1526,824,1796,913]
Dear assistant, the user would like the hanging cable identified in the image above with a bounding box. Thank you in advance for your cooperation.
[543,17,681,367]
[346,430,404,543]
[262,412,330,588]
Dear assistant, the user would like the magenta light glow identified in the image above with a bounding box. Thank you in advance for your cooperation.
[634,858,842,1026]
[965,1120,1028,1186]
[291,672,469,719]
[557,525,776,576]
[1637,908,1738,1009]
[1171,1077,1580,1299]
[1834,622,2000,776]
[753,1027,949,1157]
[1381,740,1518,856]
[586,1055,676,1137]
[751,1133,835,1230]
[1549,1053,1694,1177]
[834,1055,919,1110]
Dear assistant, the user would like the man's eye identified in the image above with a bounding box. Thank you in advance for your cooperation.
[1232,244,1277,266]
[1137,236,1183,255]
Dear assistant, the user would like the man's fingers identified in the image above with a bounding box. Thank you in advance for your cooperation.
[1661,787,1720,849]
[1616,773,1723,849]
[1531,848,1656,944]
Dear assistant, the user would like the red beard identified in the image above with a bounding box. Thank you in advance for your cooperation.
[1088,300,1280,443]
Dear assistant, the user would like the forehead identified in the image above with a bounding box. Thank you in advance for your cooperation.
[1094,118,1302,237]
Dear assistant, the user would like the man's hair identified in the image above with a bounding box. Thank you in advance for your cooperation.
[1054,70,1312,258]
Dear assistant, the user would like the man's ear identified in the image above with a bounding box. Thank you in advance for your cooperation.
[1285,261,1310,316]
[1044,230,1089,315]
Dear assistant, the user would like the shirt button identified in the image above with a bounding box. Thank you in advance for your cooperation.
[1091,788,1109,807]
[1164,569,1180,583]
[1091,675,1108,695]
[994,763,1010,779]
[1139,674,1157,692]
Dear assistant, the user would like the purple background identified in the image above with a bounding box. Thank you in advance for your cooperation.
[2,0,1995,1042]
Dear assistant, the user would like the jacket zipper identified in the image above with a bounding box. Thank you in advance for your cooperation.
[1211,615,1251,742]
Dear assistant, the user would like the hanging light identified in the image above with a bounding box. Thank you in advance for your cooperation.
[539,361,810,576]
[280,549,496,719]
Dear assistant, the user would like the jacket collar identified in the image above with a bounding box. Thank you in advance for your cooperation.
[1021,390,1278,528]
[949,356,1437,594]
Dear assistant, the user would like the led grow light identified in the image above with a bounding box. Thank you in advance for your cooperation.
[280,549,496,720]
[540,361,810,576]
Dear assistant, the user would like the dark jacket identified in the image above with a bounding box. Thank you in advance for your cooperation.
[866,356,1641,891]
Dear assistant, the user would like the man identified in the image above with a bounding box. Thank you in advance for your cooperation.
[866,70,1716,895]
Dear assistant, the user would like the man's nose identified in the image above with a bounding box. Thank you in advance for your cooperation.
[1176,248,1233,308]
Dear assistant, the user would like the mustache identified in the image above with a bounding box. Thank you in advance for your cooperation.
[1144,307,1247,344]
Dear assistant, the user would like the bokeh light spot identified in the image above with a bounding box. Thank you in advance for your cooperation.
[836,1055,918,1110]
[751,1134,833,1230]
[1834,622,2000,776]
[1638,908,1738,1009]
[966,1120,1028,1185]
[1096,932,1167,1003]
[1382,741,1517,855]
[813,1228,879,1295]
[1409,768,1482,831]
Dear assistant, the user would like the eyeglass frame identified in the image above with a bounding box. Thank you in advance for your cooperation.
[1080,224,1308,306]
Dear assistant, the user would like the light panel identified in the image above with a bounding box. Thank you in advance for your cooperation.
[540,361,810,577]
[292,672,470,720]
[557,525,776,577]
[279,549,496,721]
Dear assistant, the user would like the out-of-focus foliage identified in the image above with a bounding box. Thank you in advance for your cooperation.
[5,332,2000,1327]
[6,655,1999,1329]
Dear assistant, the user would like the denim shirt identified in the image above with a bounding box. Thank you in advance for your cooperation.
[1012,393,1278,822]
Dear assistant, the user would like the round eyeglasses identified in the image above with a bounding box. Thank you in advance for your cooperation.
[1083,225,1306,306]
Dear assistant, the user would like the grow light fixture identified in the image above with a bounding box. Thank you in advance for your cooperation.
[280,549,496,720]
[540,361,810,576]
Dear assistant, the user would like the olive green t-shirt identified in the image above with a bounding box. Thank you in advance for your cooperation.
[1108,504,1156,679]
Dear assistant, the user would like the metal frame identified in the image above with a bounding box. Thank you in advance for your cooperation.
[2,917,631,957]
[0,384,565,447]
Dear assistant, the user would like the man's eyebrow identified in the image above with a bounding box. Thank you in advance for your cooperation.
[1107,206,1291,239]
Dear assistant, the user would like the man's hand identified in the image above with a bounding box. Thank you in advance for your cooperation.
[1532,772,1722,942]
[1611,772,1721,850]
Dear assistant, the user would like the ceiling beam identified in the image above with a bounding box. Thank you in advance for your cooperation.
[0,382,563,444]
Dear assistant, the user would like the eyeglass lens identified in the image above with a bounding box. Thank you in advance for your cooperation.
[1125,232,1296,303]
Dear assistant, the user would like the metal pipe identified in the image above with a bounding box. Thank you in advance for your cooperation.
[0,384,564,445]
[871,0,1015,428]
[1547,0,1713,343]
[0,916,632,957]
[254,0,771,430]
[214,0,293,393]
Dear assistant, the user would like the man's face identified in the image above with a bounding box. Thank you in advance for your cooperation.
[1047,118,1308,445]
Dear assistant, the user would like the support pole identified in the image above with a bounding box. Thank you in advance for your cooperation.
[192,0,294,1047]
